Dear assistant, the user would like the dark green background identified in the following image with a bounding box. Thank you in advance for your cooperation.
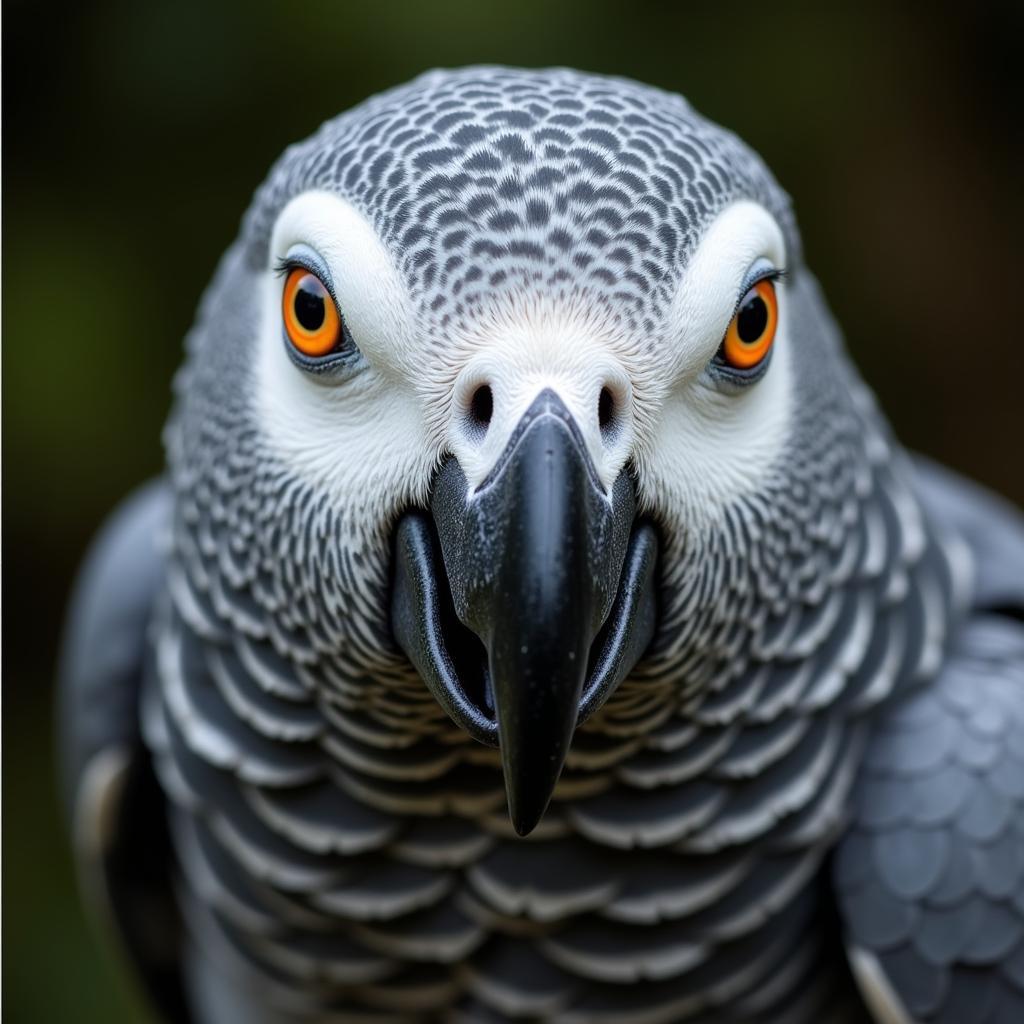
[4,1,1022,1019]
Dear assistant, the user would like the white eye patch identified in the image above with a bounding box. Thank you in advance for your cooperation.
[661,200,788,380]
[254,191,434,517]
[268,190,419,380]
[632,201,794,526]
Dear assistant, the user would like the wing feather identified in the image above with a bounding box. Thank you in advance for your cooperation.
[58,479,188,1021]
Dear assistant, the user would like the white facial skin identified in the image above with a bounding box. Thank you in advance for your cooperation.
[257,192,434,529]
[636,201,793,535]
[256,192,792,535]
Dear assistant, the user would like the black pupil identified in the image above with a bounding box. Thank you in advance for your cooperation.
[737,289,768,344]
[295,276,326,331]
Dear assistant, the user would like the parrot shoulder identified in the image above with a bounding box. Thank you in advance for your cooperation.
[58,477,188,1021]
[834,463,1024,1023]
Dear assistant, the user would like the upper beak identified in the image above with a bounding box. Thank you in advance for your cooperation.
[392,390,658,835]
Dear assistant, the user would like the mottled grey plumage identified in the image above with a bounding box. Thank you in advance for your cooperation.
[834,464,1024,1024]
[59,67,1024,1024]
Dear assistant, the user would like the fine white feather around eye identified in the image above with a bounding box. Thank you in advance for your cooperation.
[268,190,418,379]
[634,201,794,527]
[662,200,788,381]
[255,191,435,516]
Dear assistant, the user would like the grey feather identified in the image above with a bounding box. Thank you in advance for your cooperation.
[836,611,1024,1023]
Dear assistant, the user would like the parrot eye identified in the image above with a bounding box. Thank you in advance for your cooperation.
[282,267,344,359]
[716,278,778,375]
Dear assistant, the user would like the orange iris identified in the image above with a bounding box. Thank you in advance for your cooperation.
[721,279,778,370]
[282,268,342,358]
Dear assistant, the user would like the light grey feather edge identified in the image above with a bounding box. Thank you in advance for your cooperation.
[57,478,183,1016]
[835,462,1024,1024]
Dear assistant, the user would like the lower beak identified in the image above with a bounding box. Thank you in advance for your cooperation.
[392,390,658,835]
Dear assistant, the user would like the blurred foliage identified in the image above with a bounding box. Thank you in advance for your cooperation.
[3,0,1022,1019]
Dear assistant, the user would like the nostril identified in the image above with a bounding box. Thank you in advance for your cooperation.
[598,386,616,432]
[469,385,494,429]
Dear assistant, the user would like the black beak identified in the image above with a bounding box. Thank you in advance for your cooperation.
[392,390,658,835]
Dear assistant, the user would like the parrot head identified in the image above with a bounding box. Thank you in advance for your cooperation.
[170,67,864,835]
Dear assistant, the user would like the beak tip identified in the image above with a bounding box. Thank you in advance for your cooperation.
[512,818,538,838]
[501,749,569,836]
[507,794,551,837]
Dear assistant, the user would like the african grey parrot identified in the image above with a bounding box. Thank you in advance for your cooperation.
[59,67,1024,1024]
